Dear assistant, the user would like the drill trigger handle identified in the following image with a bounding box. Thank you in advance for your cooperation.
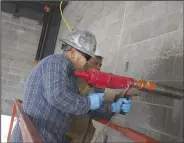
[120,84,131,115]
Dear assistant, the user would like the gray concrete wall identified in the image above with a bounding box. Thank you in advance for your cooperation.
[1,12,42,115]
[55,1,183,142]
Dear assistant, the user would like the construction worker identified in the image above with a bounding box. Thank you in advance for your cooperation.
[66,48,132,142]
[10,29,131,143]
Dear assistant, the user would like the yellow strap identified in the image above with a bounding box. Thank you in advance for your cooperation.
[60,1,72,33]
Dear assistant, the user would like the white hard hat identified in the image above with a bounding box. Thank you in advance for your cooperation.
[61,29,97,58]
[94,48,103,58]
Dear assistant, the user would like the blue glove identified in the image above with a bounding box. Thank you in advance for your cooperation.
[88,92,104,110]
[112,98,132,113]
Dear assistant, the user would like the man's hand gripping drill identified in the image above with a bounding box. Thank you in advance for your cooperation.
[88,91,132,114]
[113,84,132,115]
[88,84,132,114]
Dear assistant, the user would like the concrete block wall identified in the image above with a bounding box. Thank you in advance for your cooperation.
[55,1,183,142]
[1,12,42,115]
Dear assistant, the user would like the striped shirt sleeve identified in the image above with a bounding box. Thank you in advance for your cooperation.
[42,56,90,115]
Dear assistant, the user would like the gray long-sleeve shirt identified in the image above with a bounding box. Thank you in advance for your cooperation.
[10,54,112,143]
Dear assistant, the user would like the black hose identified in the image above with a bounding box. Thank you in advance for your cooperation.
[134,80,184,100]
[153,84,184,100]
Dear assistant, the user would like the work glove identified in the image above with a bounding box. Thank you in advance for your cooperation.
[88,92,104,110]
[111,98,132,113]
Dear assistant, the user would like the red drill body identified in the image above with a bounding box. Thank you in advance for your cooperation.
[74,69,135,89]
[74,69,184,100]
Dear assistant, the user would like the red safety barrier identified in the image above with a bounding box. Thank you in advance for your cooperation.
[7,99,42,143]
[97,119,159,143]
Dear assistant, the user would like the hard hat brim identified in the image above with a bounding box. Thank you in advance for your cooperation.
[61,38,96,58]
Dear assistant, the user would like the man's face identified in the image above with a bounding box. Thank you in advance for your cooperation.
[70,49,89,69]
[87,56,102,70]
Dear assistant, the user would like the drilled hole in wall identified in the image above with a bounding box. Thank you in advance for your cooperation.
[125,62,129,72]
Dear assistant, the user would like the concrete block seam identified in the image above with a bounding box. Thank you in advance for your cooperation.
[121,29,183,51]
[139,6,144,26]
[141,7,182,27]
[66,2,83,18]
[133,100,173,109]
[163,108,169,133]
[144,125,179,141]
[125,1,135,18]
[166,1,184,13]
[7,16,37,30]
[146,102,173,109]
[113,1,127,73]
[2,85,13,90]
[157,8,182,22]
[141,1,168,22]
[125,9,182,44]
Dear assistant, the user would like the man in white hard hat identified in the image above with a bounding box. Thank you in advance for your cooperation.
[10,30,105,143]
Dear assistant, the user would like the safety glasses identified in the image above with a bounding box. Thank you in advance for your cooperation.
[76,50,91,61]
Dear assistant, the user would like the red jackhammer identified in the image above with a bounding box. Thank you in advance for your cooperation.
[74,69,184,100]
